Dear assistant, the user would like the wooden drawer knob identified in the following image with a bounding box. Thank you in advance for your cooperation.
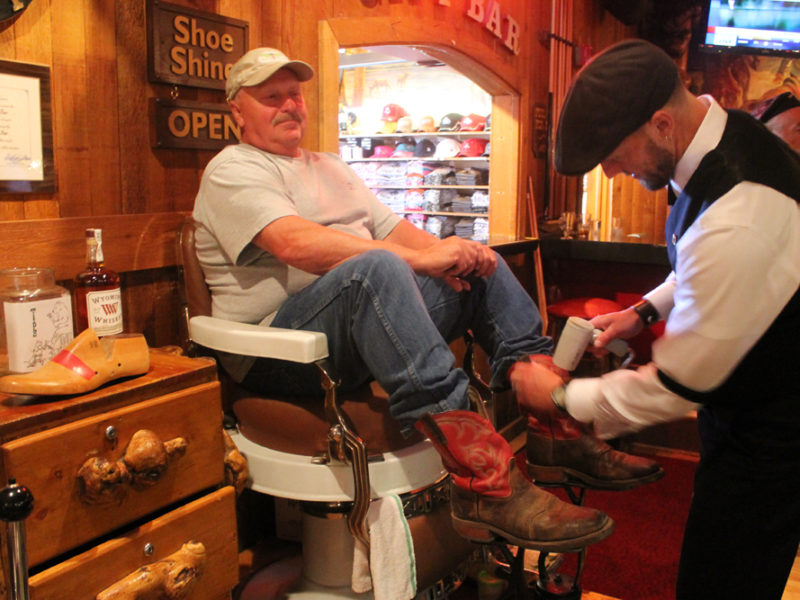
[95,540,206,600]
[78,429,188,504]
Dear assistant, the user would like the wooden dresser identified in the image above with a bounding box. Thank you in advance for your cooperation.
[0,349,239,600]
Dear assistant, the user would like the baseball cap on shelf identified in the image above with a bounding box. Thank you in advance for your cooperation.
[751,92,800,123]
[438,113,464,132]
[372,145,396,158]
[555,39,681,176]
[434,138,462,159]
[382,104,408,123]
[460,114,486,131]
[458,138,488,157]
[397,116,414,133]
[226,47,314,101]
[414,139,437,157]
[393,142,416,158]
[418,115,436,132]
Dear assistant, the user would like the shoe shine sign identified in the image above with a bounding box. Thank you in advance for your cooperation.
[147,0,246,150]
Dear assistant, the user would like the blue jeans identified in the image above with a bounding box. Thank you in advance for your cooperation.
[242,249,551,432]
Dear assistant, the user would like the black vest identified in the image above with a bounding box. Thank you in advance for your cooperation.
[662,110,800,454]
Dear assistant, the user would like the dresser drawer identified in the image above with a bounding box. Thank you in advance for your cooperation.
[1,381,224,567]
[29,486,238,600]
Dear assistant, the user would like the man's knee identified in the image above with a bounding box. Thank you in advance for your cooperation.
[342,249,413,281]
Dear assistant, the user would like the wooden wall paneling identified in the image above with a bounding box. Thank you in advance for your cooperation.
[0,212,188,282]
[116,0,161,214]
[489,94,522,239]
[319,3,529,238]
[284,0,333,153]
[654,188,667,245]
[85,0,123,217]
[49,0,90,218]
[122,267,183,347]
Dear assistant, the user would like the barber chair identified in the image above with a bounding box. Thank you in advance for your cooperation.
[177,221,475,599]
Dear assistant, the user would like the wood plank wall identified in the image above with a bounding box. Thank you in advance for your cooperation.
[0,0,550,349]
[0,1,271,347]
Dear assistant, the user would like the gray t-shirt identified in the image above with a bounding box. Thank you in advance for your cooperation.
[192,143,402,380]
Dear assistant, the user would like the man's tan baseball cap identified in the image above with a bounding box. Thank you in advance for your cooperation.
[226,47,314,101]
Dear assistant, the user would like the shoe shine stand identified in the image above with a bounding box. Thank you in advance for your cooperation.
[475,318,634,599]
[485,498,588,600]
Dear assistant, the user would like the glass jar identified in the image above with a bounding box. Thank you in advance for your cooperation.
[0,268,74,374]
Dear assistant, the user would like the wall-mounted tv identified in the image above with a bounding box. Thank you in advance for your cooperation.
[696,0,800,57]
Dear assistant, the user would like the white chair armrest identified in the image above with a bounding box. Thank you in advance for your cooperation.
[188,315,328,363]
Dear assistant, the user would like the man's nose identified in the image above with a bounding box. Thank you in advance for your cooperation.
[280,96,297,111]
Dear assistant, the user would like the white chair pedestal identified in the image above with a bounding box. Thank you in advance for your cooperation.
[230,429,448,599]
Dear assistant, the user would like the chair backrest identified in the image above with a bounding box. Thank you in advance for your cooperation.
[178,219,213,320]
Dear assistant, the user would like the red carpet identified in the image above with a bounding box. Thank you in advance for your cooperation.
[552,453,698,600]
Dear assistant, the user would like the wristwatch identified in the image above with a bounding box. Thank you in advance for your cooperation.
[550,384,567,412]
[632,299,659,327]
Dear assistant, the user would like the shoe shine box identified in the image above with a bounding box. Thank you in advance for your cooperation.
[0,267,74,374]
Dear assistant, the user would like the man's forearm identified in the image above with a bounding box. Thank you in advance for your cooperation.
[253,215,419,274]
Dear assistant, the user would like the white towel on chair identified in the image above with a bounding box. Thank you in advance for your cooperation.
[352,494,417,600]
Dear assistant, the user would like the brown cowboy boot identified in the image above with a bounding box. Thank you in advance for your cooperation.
[415,410,614,552]
[526,413,664,490]
[514,354,664,491]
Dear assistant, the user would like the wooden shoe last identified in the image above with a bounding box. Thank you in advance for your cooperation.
[0,329,150,395]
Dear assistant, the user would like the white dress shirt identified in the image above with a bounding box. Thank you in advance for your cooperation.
[566,96,800,439]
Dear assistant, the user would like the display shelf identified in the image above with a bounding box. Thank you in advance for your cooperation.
[398,210,487,217]
[339,131,490,140]
[370,184,488,190]
[345,156,488,162]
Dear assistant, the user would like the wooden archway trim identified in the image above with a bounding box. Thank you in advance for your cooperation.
[318,16,524,239]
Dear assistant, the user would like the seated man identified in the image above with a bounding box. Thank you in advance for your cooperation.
[193,47,658,550]
[751,91,800,154]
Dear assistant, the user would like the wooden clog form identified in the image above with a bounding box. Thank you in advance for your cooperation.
[0,329,150,395]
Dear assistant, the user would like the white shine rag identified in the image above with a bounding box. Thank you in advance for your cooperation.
[352,494,417,600]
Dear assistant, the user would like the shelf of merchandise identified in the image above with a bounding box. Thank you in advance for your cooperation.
[339,131,490,140]
[369,185,488,190]
[346,157,488,163]
[396,211,487,218]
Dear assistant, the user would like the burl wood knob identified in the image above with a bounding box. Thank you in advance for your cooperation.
[222,429,248,495]
[78,430,188,504]
[95,540,206,600]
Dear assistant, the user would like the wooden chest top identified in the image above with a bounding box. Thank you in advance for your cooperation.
[0,349,218,442]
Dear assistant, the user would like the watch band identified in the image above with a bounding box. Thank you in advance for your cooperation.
[550,384,567,412]
[632,299,659,327]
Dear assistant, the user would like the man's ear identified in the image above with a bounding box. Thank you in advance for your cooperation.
[649,109,674,139]
[229,100,245,130]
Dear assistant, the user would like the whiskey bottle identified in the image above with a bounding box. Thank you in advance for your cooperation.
[74,228,123,335]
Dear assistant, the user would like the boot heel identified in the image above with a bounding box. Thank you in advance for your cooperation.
[451,516,497,543]
[526,464,567,484]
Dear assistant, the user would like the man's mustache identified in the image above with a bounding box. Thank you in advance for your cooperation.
[272,112,304,126]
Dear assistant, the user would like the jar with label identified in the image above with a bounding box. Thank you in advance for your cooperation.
[0,267,74,374]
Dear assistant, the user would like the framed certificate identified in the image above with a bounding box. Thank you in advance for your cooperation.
[0,59,55,194]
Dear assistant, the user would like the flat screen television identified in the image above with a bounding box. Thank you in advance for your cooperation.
[696,0,800,57]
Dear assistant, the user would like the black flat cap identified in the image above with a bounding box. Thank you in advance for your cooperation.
[751,92,800,124]
[555,39,681,176]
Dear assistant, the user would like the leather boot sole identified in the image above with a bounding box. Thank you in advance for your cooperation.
[528,462,665,491]
[450,513,614,552]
